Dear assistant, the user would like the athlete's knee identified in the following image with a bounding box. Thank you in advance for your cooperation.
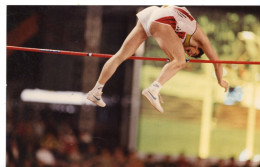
[111,51,130,64]
[176,61,186,69]
[169,59,186,69]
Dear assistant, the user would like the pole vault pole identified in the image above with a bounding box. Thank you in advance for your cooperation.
[7,45,260,65]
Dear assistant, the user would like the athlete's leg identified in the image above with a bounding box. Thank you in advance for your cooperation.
[98,21,147,85]
[142,22,186,112]
[87,21,147,107]
[151,22,186,84]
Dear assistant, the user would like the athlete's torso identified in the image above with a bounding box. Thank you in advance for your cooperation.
[156,6,197,45]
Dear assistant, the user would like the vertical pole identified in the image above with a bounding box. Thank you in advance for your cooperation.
[245,65,257,158]
[199,63,214,158]
[128,7,145,151]
[243,34,258,159]
[128,41,145,151]
[80,6,103,135]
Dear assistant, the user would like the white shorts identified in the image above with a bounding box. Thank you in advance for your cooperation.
[136,6,171,36]
[136,6,197,43]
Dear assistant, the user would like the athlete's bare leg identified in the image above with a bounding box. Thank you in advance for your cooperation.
[150,22,186,85]
[86,21,147,107]
[97,21,148,85]
[142,22,186,113]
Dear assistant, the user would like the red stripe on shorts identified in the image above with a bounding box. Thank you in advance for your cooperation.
[155,16,177,29]
[155,16,186,39]
[175,7,194,21]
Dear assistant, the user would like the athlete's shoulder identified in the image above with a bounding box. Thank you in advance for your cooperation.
[193,24,211,47]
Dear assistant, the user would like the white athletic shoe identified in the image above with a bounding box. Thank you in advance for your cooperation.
[142,88,164,113]
[86,90,106,107]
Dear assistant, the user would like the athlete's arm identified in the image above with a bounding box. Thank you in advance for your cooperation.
[195,25,229,92]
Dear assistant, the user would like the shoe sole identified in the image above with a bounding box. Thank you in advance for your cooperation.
[142,89,163,113]
[86,93,106,107]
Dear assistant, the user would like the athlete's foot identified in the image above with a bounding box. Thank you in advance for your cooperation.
[86,90,106,107]
[142,88,164,113]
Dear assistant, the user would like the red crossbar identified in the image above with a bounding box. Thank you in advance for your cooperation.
[6,46,260,65]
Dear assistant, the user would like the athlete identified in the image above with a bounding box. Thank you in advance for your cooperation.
[86,6,229,113]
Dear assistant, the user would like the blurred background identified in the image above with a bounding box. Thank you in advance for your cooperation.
[6,5,260,167]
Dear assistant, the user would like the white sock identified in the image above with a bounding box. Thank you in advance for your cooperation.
[149,81,162,94]
[93,82,104,93]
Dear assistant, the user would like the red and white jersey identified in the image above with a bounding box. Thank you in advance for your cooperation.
[137,6,197,46]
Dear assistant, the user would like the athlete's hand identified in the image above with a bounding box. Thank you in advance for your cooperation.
[219,80,229,92]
